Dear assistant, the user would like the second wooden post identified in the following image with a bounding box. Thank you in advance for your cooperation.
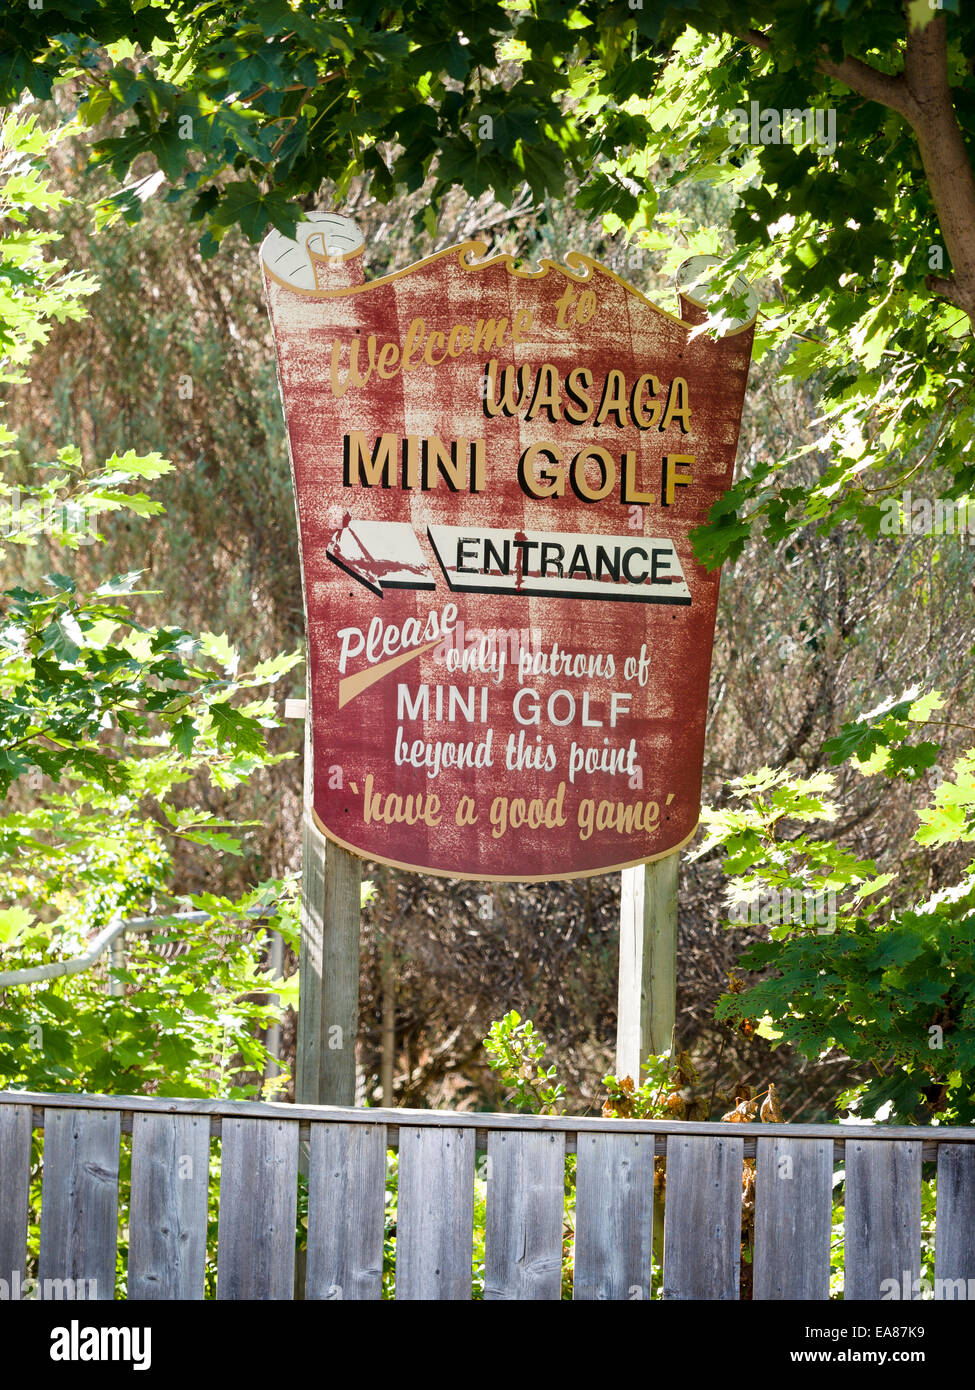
[616,852,679,1081]
[296,705,361,1108]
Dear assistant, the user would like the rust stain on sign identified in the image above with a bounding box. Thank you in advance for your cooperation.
[261,215,754,881]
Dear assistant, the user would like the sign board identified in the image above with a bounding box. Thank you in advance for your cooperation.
[261,215,754,881]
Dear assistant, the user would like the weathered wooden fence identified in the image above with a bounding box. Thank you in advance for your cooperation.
[2,1091,974,1300]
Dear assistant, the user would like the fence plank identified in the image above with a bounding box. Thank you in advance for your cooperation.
[663,1134,743,1299]
[573,1132,654,1300]
[217,1116,299,1300]
[306,1121,386,1300]
[753,1137,833,1300]
[38,1108,120,1301]
[934,1144,975,1300]
[0,1104,32,1296]
[844,1139,921,1300]
[128,1113,210,1300]
[395,1126,474,1300]
[484,1130,565,1301]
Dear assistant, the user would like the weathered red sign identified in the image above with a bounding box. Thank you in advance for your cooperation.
[261,215,754,881]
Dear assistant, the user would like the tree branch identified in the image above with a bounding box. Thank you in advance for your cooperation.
[741,13,975,324]
[899,11,975,320]
[740,28,911,116]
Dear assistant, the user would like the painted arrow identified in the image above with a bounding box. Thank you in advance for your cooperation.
[326,516,436,596]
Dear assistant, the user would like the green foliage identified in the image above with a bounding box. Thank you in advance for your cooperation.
[0,443,302,796]
[0,112,302,1100]
[916,749,975,849]
[0,115,97,383]
[602,1048,696,1119]
[2,880,300,1097]
[824,688,946,781]
[6,3,975,558]
[3,0,585,245]
[694,766,894,942]
[483,1009,566,1114]
[700,702,975,1123]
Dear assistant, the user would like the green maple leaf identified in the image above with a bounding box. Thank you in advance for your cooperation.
[207,701,266,755]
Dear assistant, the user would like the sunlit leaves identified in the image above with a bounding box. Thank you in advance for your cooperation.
[0,110,306,1105]
[916,751,975,847]
[825,689,946,780]
[483,1009,566,1114]
[0,878,301,1098]
[706,695,975,1122]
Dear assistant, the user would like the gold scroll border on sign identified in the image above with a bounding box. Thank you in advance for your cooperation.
[261,237,758,340]
[311,806,700,884]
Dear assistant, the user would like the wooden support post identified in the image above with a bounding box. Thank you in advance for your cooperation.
[616,850,679,1292]
[296,700,362,1107]
[108,932,125,998]
[262,929,284,1087]
[380,871,397,1108]
[615,851,679,1081]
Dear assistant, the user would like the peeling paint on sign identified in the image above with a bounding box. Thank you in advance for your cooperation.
[261,215,754,881]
